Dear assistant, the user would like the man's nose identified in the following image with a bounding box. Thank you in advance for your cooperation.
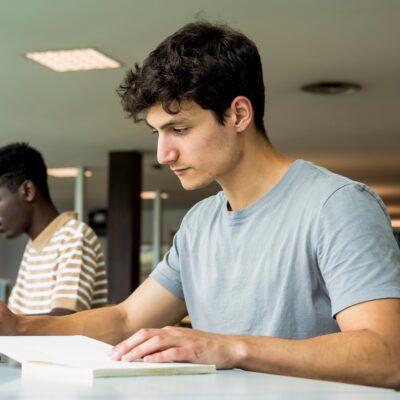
[157,135,178,165]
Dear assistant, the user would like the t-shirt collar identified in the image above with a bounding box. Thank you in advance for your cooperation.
[30,211,78,251]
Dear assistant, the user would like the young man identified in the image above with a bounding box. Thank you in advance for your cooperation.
[0,143,108,315]
[0,23,400,388]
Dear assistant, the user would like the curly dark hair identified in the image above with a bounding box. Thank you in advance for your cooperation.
[118,21,267,138]
[0,142,51,200]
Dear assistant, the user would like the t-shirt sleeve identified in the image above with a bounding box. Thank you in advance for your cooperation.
[91,239,108,308]
[150,228,184,300]
[7,251,28,313]
[51,232,100,311]
[317,183,400,317]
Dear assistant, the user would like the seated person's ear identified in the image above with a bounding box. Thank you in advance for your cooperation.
[19,180,36,203]
[231,96,253,132]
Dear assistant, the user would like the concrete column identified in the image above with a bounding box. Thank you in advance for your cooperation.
[107,151,142,303]
[74,166,85,221]
[152,189,163,269]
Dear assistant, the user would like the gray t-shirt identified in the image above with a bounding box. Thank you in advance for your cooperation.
[151,160,400,339]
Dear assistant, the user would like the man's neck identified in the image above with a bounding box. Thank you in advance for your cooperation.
[219,137,293,212]
[27,202,59,241]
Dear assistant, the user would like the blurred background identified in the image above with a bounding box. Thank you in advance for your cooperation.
[1,0,399,298]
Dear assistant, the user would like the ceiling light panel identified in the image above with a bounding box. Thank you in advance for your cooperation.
[25,48,120,72]
[48,168,92,177]
[141,191,169,200]
[392,220,400,229]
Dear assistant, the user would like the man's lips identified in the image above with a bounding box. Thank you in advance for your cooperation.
[171,167,191,176]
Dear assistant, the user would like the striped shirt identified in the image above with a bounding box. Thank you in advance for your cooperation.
[8,212,108,314]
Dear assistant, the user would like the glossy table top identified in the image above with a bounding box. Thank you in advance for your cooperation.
[0,364,398,399]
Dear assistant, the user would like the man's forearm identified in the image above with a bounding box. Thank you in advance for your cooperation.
[233,330,400,388]
[3,278,186,347]
[16,304,129,345]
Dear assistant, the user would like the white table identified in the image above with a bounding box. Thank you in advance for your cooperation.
[0,364,398,399]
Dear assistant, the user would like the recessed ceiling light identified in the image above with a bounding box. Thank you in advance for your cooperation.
[301,81,361,95]
[48,168,92,177]
[392,219,400,228]
[141,191,169,200]
[25,48,121,72]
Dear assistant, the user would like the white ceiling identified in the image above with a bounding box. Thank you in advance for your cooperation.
[1,0,399,219]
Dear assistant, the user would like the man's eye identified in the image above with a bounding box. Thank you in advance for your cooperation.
[151,130,158,135]
[173,127,188,134]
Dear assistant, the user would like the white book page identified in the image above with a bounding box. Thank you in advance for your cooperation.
[0,336,112,366]
[0,336,214,371]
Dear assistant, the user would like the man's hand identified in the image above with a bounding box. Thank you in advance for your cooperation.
[108,326,242,368]
[0,302,20,335]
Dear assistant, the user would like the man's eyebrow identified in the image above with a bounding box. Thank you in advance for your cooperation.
[145,118,191,131]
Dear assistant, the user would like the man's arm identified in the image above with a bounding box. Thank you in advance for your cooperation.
[0,278,187,345]
[109,298,400,389]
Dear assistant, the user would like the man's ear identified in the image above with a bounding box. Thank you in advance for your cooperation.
[18,181,37,203]
[230,96,253,133]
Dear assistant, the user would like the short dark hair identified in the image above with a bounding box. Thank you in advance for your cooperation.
[118,21,267,137]
[0,142,51,200]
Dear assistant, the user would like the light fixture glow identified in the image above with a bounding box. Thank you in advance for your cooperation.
[392,220,400,228]
[48,168,92,178]
[141,191,169,200]
[26,48,120,72]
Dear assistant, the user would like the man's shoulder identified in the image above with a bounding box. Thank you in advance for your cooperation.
[295,160,389,220]
[294,160,365,203]
[297,160,352,186]
[54,217,99,243]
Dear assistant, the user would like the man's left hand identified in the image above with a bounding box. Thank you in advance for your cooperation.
[108,326,242,368]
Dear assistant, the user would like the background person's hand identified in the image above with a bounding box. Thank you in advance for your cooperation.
[108,326,242,369]
[0,302,19,335]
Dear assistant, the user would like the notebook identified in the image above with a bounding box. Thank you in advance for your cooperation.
[0,335,216,380]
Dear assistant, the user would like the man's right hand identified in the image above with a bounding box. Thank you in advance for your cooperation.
[0,302,20,335]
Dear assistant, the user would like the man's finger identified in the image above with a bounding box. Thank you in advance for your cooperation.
[143,346,190,363]
[109,328,162,360]
[120,334,185,362]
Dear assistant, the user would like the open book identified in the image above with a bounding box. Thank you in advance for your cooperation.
[0,335,216,379]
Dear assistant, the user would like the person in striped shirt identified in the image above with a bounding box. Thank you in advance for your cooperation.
[0,143,108,315]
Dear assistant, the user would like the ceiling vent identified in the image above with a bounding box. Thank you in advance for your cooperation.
[301,81,361,95]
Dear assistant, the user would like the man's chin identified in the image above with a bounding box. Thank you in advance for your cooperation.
[179,179,212,191]
[2,231,20,239]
